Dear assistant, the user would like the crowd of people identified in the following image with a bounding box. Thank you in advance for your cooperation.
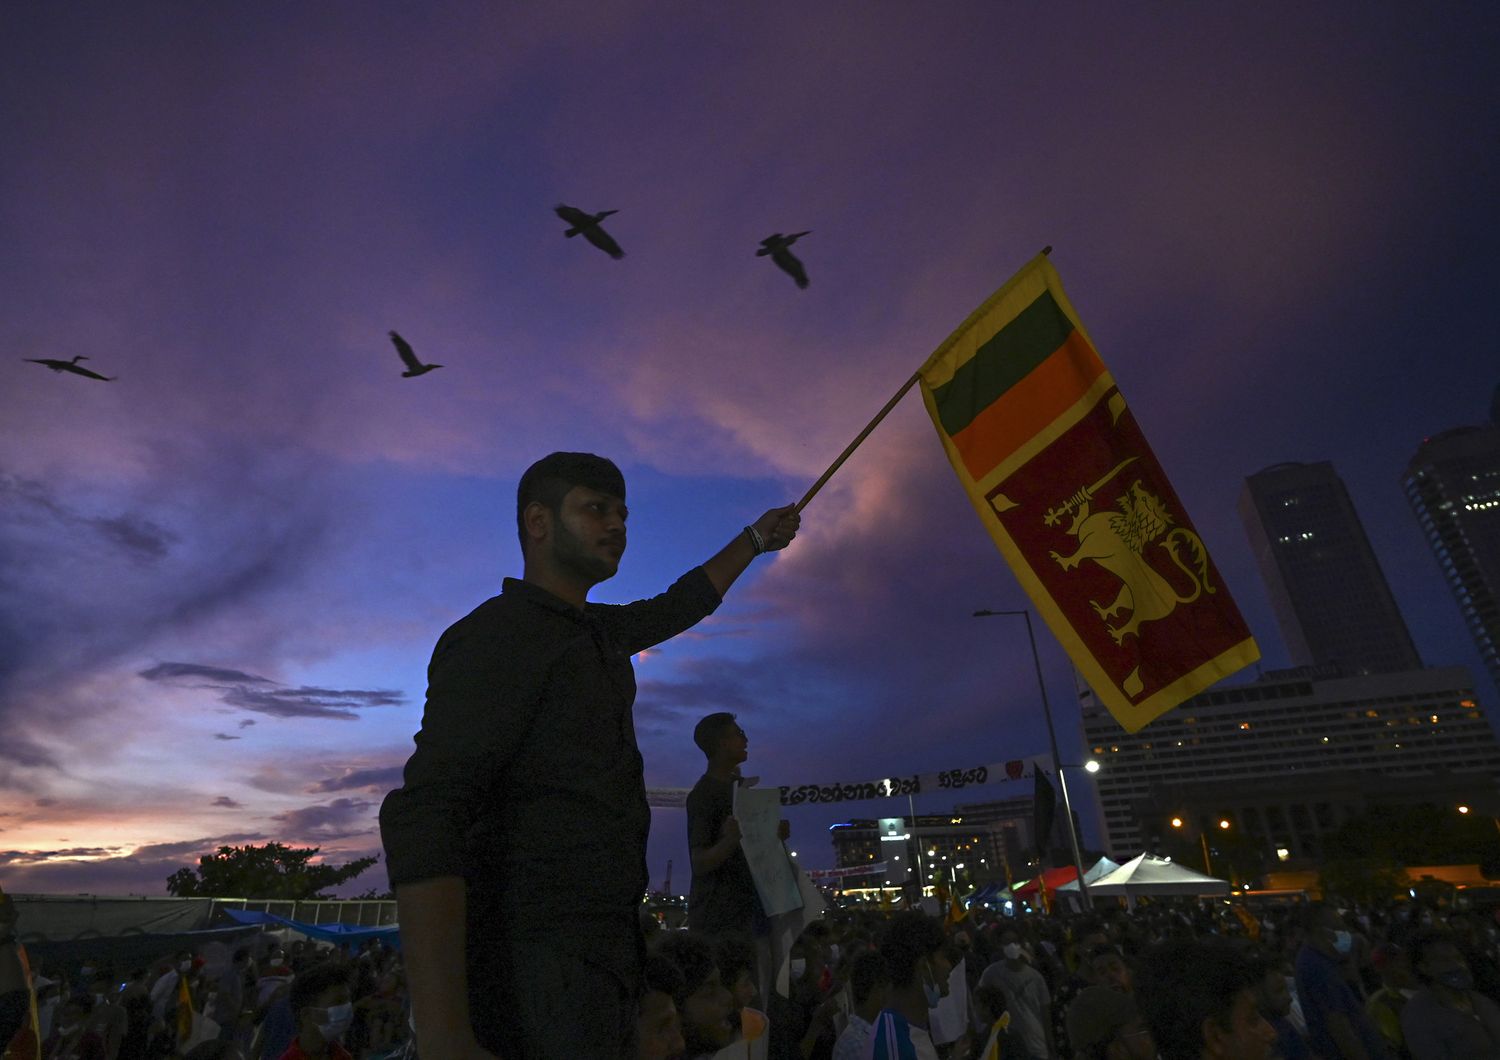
[628,895,1500,1059]
[0,923,409,1060]
[7,891,1500,1059]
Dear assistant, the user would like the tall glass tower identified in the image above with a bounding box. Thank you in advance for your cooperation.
[1404,399,1500,697]
[1239,461,1421,675]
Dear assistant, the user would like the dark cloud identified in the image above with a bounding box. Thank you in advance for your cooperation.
[307,766,405,795]
[0,475,175,561]
[138,662,272,685]
[237,719,256,729]
[140,661,403,721]
[0,444,344,765]
[211,796,242,808]
[0,739,59,769]
[213,733,240,741]
[271,798,377,842]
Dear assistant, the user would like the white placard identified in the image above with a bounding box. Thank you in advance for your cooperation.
[733,785,803,917]
[928,957,970,1045]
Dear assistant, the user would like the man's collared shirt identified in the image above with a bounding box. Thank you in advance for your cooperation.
[379,568,720,953]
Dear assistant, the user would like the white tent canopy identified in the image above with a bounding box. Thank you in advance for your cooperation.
[1088,853,1230,907]
[1057,856,1121,892]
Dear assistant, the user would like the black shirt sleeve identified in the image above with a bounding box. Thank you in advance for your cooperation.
[592,567,721,656]
[379,606,557,887]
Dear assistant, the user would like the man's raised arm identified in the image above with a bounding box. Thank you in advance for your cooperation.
[702,504,801,598]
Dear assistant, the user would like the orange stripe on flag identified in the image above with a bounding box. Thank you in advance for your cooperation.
[950,330,1106,480]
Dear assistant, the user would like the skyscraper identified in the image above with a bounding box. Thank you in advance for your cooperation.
[1403,407,1500,698]
[1239,461,1421,675]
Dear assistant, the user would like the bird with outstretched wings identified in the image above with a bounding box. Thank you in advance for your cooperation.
[388,331,443,378]
[24,355,114,380]
[756,231,811,289]
[554,204,625,259]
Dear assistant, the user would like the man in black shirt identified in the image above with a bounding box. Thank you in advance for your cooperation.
[379,452,800,1059]
[686,713,788,940]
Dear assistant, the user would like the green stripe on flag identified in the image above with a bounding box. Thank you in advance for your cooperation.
[931,289,1076,436]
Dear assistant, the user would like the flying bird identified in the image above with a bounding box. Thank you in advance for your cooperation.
[554,204,625,259]
[24,355,115,381]
[388,331,442,378]
[757,231,812,289]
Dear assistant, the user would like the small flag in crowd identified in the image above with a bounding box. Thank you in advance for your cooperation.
[176,972,195,1043]
[945,890,968,928]
[917,251,1258,732]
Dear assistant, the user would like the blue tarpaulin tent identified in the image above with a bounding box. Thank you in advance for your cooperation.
[221,908,401,948]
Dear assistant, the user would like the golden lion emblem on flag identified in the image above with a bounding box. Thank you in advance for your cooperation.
[1044,457,1215,645]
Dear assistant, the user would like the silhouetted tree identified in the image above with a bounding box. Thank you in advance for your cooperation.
[1317,803,1500,903]
[166,842,378,899]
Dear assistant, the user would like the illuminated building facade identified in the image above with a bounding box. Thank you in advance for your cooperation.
[1080,665,1500,860]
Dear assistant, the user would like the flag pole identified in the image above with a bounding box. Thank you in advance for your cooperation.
[795,371,920,513]
[794,246,1052,514]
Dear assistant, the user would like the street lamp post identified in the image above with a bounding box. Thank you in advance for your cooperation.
[974,608,1092,910]
[1172,815,1230,876]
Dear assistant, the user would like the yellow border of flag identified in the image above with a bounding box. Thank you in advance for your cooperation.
[919,254,1258,733]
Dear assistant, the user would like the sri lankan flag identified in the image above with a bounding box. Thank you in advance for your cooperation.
[918,252,1258,732]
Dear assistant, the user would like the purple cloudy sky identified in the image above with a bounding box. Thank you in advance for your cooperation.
[2,4,1497,896]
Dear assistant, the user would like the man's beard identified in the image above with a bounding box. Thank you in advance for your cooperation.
[552,518,620,584]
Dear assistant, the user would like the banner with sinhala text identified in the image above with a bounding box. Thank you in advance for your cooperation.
[917,253,1259,732]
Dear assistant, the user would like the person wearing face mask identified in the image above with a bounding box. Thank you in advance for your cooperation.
[276,962,353,1060]
[868,912,950,1060]
[1398,931,1500,1060]
[1294,904,1389,1060]
[978,928,1055,1059]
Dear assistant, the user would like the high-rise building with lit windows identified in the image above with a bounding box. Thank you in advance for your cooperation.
[1403,417,1500,699]
[1238,461,1421,675]
[1079,665,1500,860]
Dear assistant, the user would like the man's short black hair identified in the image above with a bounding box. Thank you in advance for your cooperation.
[287,960,350,1017]
[1300,901,1337,934]
[693,712,739,756]
[1137,939,1258,1060]
[641,952,686,1002]
[653,932,718,1008]
[848,949,890,1007]
[879,911,945,989]
[515,452,625,553]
